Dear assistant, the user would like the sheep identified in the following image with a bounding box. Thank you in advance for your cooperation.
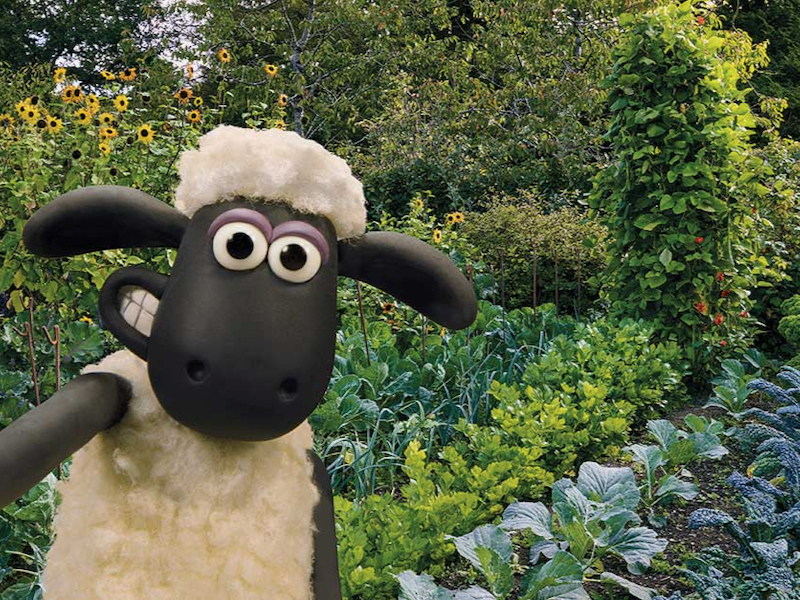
[0,125,478,599]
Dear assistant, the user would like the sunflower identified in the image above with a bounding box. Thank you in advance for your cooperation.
[275,119,286,130]
[26,95,40,106]
[54,67,67,83]
[119,67,137,81]
[186,110,202,124]
[15,100,28,115]
[46,116,63,134]
[22,107,39,124]
[72,148,82,160]
[452,211,465,223]
[186,64,194,79]
[99,112,115,126]
[136,123,155,144]
[85,94,101,114]
[113,95,129,112]
[263,63,278,77]
[100,126,118,139]
[193,96,203,107]
[410,197,424,210]
[0,113,14,130]
[101,70,116,80]
[74,108,91,125]
[99,142,111,155]
[61,86,82,103]
[162,122,171,132]
[218,48,231,63]
[433,229,442,244]
[174,88,193,104]
[36,118,47,130]
[445,213,456,225]
[277,93,288,107]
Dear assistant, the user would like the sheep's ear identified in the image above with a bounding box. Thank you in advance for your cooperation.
[338,231,478,330]
[24,185,188,257]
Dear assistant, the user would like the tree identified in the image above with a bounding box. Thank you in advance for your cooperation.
[721,0,800,139]
[0,0,178,84]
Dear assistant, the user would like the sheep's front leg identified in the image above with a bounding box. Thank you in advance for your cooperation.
[0,373,130,507]
[308,450,343,600]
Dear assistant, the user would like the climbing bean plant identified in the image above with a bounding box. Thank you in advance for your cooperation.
[589,2,771,372]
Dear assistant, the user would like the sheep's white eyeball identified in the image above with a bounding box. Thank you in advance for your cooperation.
[267,236,322,283]
[212,222,268,271]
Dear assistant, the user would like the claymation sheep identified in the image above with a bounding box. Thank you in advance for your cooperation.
[0,126,477,599]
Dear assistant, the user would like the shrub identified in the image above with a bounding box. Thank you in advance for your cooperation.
[589,3,770,371]
[461,191,608,313]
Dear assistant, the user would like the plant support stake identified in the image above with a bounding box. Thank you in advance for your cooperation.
[356,281,370,366]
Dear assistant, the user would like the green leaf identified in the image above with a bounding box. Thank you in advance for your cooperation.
[575,462,639,509]
[396,571,454,600]
[521,551,589,600]
[633,215,667,231]
[658,249,672,267]
[599,572,655,600]
[476,547,514,599]
[448,525,513,572]
[500,502,553,538]
[600,527,667,574]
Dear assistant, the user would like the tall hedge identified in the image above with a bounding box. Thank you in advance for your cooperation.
[589,2,769,369]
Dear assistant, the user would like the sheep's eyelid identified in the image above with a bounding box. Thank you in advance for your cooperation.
[207,209,273,239]
[270,221,330,264]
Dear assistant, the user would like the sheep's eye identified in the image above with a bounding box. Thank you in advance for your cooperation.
[267,236,322,283]
[212,222,268,271]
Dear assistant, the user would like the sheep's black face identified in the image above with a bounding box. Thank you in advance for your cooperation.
[144,200,338,441]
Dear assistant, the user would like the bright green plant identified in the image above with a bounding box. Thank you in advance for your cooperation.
[396,462,667,600]
[589,2,771,370]
[625,442,698,528]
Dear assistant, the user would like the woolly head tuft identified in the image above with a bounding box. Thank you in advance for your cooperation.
[174,126,366,240]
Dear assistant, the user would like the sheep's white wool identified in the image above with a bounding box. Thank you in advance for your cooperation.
[43,350,319,599]
[174,126,367,240]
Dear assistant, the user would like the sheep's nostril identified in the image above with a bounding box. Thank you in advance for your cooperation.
[186,360,208,383]
[278,378,298,402]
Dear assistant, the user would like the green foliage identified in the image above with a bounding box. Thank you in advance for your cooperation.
[589,2,770,370]
[720,0,800,140]
[626,412,729,528]
[0,475,58,598]
[397,462,667,600]
[460,191,608,312]
[333,317,687,598]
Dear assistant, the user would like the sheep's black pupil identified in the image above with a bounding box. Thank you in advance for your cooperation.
[280,244,307,271]
[227,232,254,260]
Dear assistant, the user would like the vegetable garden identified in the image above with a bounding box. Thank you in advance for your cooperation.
[3,1,800,598]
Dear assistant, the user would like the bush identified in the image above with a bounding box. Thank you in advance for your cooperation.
[461,191,608,313]
[589,3,770,372]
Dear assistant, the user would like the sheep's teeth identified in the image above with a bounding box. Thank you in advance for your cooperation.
[118,286,159,337]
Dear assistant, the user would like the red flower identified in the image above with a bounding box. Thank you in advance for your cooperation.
[720,340,727,347]
[695,301,708,315]
[741,311,749,317]
[721,290,731,298]
[716,271,724,282]
[694,236,704,243]
[752,208,758,214]
[697,15,706,25]
[714,314,724,326]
